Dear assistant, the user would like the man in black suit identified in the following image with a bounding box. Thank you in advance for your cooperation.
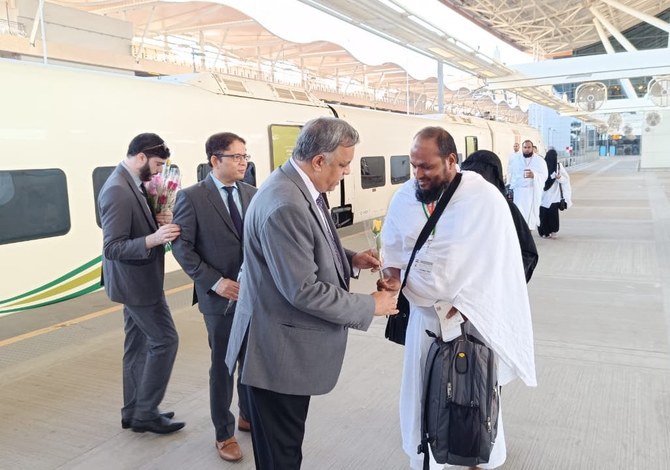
[172,132,257,462]
[99,133,184,434]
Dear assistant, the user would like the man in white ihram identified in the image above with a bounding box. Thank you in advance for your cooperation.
[378,127,537,469]
[508,141,520,161]
[507,140,548,229]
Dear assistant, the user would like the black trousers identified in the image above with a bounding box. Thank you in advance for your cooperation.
[203,313,249,441]
[246,385,311,470]
[538,203,560,236]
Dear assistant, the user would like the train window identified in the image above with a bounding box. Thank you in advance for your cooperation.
[197,163,209,182]
[465,136,478,158]
[390,155,410,184]
[269,124,302,170]
[360,156,385,189]
[0,169,70,245]
[92,166,115,228]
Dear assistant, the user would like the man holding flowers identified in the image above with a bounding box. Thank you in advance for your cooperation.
[99,133,184,435]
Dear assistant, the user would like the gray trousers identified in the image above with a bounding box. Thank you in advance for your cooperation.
[203,313,249,441]
[121,294,179,421]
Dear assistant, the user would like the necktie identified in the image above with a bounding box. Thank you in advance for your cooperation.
[139,183,155,217]
[316,194,344,275]
[223,186,243,236]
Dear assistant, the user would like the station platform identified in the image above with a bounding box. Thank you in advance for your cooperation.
[1,155,669,469]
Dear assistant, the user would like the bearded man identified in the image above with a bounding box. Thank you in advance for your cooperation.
[378,127,537,470]
[506,140,548,229]
[99,133,184,434]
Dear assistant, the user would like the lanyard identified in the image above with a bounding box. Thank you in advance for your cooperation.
[421,192,442,236]
[421,201,435,219]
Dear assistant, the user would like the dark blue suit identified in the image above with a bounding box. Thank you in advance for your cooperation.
[172,174,256,441]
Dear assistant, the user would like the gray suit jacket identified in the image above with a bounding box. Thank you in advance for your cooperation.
[226,162,375,396]
[171,175,257,315]
[99,163,164,306]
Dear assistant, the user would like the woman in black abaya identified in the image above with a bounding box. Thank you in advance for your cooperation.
[538,149,571,238]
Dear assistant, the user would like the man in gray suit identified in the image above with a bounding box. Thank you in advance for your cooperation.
[99,133,184,435]
[226,117,398,469]
[172,132,257,462]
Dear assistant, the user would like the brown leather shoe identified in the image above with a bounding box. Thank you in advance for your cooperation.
[238,417,251,432]
[216,437,242,462]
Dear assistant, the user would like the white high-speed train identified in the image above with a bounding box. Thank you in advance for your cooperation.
[0,58,542,315]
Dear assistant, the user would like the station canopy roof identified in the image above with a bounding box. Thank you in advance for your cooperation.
[50,0,670,123]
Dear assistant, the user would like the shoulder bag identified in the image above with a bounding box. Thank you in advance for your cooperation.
[558,183,567,211]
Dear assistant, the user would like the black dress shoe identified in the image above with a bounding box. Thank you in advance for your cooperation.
[131,416,185,434]
[122,411,174,429]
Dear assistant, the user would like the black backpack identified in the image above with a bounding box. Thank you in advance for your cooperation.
[418,321,500,469]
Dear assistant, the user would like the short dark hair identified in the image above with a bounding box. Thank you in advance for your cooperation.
[523,139,534,147]
[292,117,359,162]
[206,132,246,167]
[413,126,458,160]
[127,133,170,159]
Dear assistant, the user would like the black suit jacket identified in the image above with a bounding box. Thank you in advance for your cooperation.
[171,174,257,315]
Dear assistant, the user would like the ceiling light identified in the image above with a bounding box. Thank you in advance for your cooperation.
[428,46,453,58]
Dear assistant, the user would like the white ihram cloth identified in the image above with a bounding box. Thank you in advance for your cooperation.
[541,162,573,209]
[507,153,548,229]
[382,171,537,470]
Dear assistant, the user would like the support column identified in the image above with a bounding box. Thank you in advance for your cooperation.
[591,7,639,99]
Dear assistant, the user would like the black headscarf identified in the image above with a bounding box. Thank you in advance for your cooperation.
[462,149,539,283]
[544,149,558,191]
[460,150,506,195]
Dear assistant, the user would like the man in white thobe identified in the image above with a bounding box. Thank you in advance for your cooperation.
[379,127,537,470]
[507,140,547,229]
[507,141,520,166]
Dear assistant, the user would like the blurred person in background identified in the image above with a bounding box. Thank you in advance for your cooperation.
[538,149,572,238]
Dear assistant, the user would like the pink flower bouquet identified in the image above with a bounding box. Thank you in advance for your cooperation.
[145,164,181,214]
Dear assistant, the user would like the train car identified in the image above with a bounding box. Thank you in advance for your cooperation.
[0,58,542,314]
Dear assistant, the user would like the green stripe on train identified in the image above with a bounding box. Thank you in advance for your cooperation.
[0,284,102,315]
[4,268,101,308]
[0,246,172,312]
[0,256,102,305]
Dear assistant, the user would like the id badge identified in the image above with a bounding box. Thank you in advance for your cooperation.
[413,241,435,274]
[413,258,433,274]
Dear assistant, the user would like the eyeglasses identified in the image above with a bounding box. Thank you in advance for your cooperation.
[214,153,251,162]
[140,142,170,157]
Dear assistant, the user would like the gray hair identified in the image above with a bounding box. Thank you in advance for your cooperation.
[292,117,360,162]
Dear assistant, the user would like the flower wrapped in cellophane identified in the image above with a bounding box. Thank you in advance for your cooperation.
[145,163,181,215]
[365,218,384,280]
